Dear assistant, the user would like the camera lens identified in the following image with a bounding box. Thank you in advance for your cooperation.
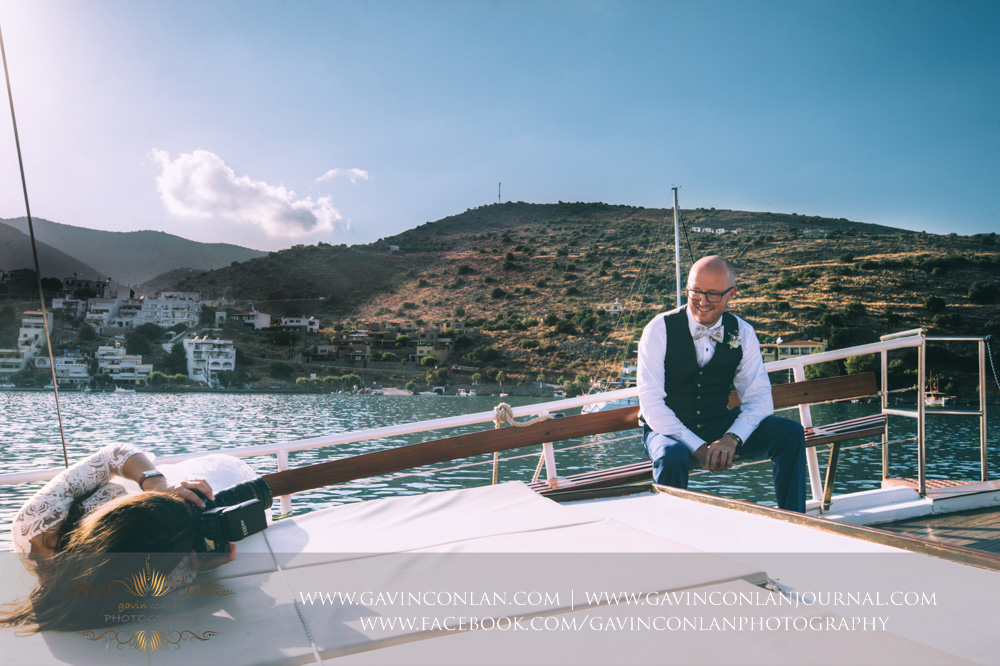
[212,477,273,510]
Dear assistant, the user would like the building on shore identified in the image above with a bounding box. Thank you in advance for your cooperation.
[137,293,202,329]
[221,308,271,330]
[760,339,827,363]
[95,341,153,385]
[183,336,236,387]
[34,353,91,388]
[0,311,53,382]
[280,316,320,333]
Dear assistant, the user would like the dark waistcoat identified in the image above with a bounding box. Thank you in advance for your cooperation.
[662,310,743,433]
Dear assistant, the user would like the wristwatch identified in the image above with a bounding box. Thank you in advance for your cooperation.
[139,470,165,490]
[727,433,743,448]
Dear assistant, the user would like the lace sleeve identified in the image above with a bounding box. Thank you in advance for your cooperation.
[10,443,144,553]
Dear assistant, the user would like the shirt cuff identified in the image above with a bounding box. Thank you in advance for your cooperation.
[678,429,706,454]
[727,421,755,445]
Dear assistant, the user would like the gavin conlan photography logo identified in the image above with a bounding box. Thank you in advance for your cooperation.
[63,554,234,663]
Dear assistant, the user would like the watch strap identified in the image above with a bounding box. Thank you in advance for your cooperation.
[139,470,165,490]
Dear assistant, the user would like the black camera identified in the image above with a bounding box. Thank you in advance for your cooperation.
[192,477,273,553]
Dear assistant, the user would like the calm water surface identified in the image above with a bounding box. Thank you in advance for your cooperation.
[2,391,997,549]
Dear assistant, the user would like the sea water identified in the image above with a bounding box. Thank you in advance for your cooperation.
[1,391,997,549]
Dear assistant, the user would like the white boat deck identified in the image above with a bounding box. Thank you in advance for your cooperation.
[3,483,997,665]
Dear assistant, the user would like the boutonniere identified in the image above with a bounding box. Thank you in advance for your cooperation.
[727,332,742,350]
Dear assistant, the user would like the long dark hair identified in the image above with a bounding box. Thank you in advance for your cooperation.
[2,492,200,632]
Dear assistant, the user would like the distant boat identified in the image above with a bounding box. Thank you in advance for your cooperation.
[925,374,953,406]
[114,386,136,393]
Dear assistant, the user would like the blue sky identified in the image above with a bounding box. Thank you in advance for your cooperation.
[1,0,997,251]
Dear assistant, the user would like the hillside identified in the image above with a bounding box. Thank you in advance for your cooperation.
[174,243,404,316]
[0,222,101,277]
[172,202,1000,390]
[0,217,265,285]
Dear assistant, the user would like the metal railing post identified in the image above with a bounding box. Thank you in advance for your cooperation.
[535,410,558,484]
[792,363,823,504]
[881,348,889,481]
[278,450,292,516]
[917,335,926,496]
[980,339,988,482]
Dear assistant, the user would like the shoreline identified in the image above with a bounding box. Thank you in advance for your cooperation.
[0,386,554,398]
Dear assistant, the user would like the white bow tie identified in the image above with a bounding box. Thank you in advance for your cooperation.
[694,325,724,343]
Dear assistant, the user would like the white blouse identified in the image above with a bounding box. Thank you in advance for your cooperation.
[11,442,143,554]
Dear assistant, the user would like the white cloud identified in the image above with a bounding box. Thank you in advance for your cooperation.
[152,149,343,238]
[315,167,371,184]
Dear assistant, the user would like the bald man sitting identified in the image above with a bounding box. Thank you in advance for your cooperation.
[637,255,806,512]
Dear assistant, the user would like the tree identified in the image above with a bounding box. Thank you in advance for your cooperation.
[217,370,248,388]
[11,367,47,387]
[91,372,116,389]
[804,360,844,379]
[842,301,866,318]
[157,341,189,375]
[844,353,879,376]
[146,371,171,388]
[134,323,166,341]
[404,381,418,393]
[924,296,946,313]
[199,306,218,326]
[77,323,97,343]
[968,281,999,305]
[125,332,152,358]
[420,356,437,368]
[0,305,17,347]
[40,277,62,293]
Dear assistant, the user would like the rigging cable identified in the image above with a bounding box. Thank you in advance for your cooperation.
[1,21,70,466]
[595,202,682,389]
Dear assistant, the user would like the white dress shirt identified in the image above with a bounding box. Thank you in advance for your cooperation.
[637,306,774,453]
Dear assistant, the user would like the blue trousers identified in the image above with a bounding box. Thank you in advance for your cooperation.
[642,409,807,512]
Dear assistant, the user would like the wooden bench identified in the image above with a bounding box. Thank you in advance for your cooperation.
[527,372,886,509]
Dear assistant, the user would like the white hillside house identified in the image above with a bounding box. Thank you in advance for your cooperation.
[138,293,202,329]
[95,341,152,385]
[183,337,236,387]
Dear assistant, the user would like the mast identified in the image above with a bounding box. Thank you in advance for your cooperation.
[672,186,682,307]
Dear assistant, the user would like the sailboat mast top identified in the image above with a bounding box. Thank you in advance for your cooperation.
[672,186,682,308]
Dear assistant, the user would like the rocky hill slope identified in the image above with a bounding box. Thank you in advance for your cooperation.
[174,202,1000,389]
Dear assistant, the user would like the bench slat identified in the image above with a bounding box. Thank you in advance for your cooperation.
[729,373,879,410]
[528,414,886,496]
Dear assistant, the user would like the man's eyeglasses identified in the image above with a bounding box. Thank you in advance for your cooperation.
[687,286,734,303]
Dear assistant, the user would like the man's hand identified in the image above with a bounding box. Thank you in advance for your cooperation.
[693,434,740,472]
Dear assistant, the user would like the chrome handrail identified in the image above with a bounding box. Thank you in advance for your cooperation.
[1,330,990,513]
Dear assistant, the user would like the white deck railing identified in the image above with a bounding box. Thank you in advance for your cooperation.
[1,329,990,513]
